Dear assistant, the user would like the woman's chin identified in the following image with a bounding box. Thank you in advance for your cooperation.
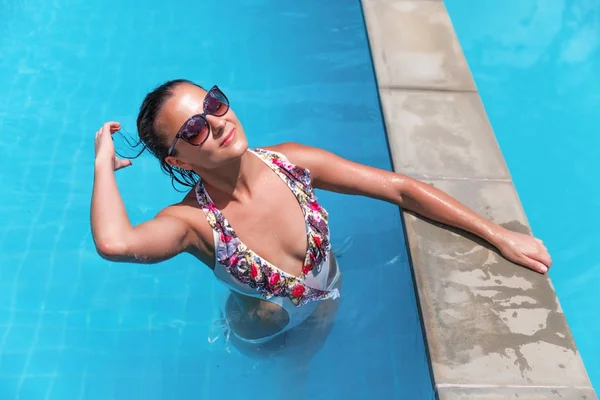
[230,137,249,155]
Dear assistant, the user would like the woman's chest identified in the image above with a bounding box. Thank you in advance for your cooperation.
[216,176,311,276]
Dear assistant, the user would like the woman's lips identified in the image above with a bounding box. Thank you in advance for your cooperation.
[221,128,236,147]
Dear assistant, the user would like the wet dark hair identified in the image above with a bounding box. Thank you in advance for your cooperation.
[117,79,204,191]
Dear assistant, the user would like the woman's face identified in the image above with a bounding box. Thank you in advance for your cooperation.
[160,83,248,172]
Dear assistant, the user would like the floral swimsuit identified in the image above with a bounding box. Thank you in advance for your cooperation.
[197,148,341,343]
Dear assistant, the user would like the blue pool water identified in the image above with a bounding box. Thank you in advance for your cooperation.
[0,0,433,399]
[446,0,600,389]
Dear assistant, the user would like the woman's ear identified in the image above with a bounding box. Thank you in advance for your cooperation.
[165,155,194,171]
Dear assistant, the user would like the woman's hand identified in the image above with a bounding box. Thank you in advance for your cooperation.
[94,121,132,171]
[492,228,552,274]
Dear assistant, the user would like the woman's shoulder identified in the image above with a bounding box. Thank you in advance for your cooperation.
[258,142,320,168]
[158,193,214,248]
[159,189,204,222]
[260,141,314,154]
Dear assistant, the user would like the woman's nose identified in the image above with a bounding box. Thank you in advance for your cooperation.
[205,114,226,135]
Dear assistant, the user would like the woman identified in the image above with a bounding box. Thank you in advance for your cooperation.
[91,79,552,350]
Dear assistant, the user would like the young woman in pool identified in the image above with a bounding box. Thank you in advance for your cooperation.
[91,79,552,348]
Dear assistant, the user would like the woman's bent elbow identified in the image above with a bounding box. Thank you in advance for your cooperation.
[95,239,129,261]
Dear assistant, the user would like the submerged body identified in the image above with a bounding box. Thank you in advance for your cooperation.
[91,80,553,350]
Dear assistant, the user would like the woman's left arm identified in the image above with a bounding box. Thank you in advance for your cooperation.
[272,142,552,274]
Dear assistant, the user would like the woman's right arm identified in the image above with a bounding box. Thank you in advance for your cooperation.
[91,121,195,263]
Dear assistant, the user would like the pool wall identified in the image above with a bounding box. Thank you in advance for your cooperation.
[360,1,598,399]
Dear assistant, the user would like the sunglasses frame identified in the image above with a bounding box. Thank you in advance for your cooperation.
[166,85,230,157]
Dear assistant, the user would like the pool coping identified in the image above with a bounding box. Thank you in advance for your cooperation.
[359,1,598,399]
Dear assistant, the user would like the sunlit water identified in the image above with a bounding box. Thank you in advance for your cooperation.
[0,0,433,398]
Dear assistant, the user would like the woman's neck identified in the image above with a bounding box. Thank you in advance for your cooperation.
[197,150,258,203]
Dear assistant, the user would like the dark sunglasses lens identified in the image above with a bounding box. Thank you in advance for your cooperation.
[181,116,209,144]
[205,89,229,116]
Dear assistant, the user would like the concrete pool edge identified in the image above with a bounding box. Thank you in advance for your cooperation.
[359,1,598,399]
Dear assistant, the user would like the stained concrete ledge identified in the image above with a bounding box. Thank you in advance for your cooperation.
[437,387,598,400]
[360,0,598,398]
[361,0,475,91]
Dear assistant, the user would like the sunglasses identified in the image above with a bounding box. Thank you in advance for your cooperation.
[167,85,230,157]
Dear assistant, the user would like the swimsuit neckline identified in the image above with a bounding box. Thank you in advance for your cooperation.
[194,148,335,306]
[197,150,312,280]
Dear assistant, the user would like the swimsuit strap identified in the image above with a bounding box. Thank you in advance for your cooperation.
[249,148,331,274]
[250,148,314,201]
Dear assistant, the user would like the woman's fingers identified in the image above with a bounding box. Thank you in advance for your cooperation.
[522,255,549,274]
[99,121,121,135]
[114,158,132,171]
